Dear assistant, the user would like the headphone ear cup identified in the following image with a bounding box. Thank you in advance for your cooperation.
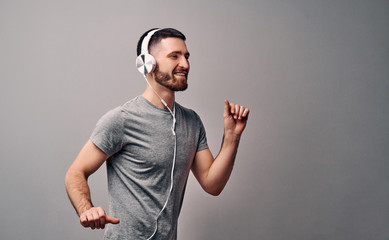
[136,53,156,75]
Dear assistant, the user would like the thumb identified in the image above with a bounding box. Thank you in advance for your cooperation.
[105,215,120,224]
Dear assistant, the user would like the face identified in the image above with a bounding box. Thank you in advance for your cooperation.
[150,38,190,91]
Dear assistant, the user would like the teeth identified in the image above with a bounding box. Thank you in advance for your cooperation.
[175,73,186,76]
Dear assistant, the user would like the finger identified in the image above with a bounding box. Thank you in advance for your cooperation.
[238,106,245,119]
[224,100,230,117]
[106,215,120,225]
[80,214,89,228]
[230,102,235,115]
[96,207,106,229]
[99,216,106,229]
[234,104,240,119]
[92,210,101,229]
[86,211,96,229]
[242,108,250,118]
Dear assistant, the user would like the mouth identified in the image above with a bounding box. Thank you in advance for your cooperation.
[174,71,188,78]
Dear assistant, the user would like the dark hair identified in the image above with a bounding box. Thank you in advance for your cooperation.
[136,28,186,56]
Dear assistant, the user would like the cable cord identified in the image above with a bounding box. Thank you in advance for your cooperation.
[144,75,177,239]
[147,132,176,240]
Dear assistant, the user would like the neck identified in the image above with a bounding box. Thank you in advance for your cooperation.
[141,76,175,110]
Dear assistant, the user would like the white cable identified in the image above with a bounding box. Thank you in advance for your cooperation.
[147,130,176,240]
[144,75,177,239]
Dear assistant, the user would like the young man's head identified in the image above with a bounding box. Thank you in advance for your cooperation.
[137,28,190,91]
[136,28,186,56]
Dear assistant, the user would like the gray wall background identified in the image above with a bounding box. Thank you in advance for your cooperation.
[1,0,388,239]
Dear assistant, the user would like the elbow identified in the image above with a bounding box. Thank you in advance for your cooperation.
[204,185,224,196]
[64,167,76,183]
[64,167,86,189]
[208,190,222,196]
[200,178,228,196]
[64,169,74,189]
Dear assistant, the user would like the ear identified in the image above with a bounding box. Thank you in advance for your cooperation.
[136,53,156,75]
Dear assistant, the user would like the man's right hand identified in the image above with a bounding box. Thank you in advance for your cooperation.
[79,206,120,230]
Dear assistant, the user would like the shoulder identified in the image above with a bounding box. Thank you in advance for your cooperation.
[96,96,142,126]
[101,96,143,119]
[95,106,125,129]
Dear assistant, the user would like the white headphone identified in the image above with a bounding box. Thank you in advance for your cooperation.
[136,28,161,75]
[137,28,177,240]
[135,28,175,128]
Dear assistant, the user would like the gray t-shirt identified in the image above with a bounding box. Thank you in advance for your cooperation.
[90,96,208,240]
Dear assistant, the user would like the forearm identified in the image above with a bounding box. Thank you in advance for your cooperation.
[193,100,249,196]
[65,169,93,216]
[206,132,241,195]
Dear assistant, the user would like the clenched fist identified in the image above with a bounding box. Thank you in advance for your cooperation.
[79,206,120,230]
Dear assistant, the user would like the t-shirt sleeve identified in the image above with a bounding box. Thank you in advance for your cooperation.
[90,107,124,155]
[196,114,209,152]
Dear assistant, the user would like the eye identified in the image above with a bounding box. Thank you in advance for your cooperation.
[170,55,178,59]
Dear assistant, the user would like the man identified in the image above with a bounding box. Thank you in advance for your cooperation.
[65,28,250,239]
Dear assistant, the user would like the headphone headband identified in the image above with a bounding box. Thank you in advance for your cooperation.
[136,28,162,75]
[141,28,161,55]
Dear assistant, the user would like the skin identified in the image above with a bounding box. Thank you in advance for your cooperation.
[65,37,250,230]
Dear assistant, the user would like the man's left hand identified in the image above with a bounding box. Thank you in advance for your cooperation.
[223,100,250,136]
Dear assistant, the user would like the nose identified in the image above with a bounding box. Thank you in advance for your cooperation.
[179,56,189,69]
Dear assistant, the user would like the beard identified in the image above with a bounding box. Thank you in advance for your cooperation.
[154,65,188,91]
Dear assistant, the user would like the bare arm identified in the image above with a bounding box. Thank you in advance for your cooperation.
[191,100,250,196]
[65,140,120,229]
